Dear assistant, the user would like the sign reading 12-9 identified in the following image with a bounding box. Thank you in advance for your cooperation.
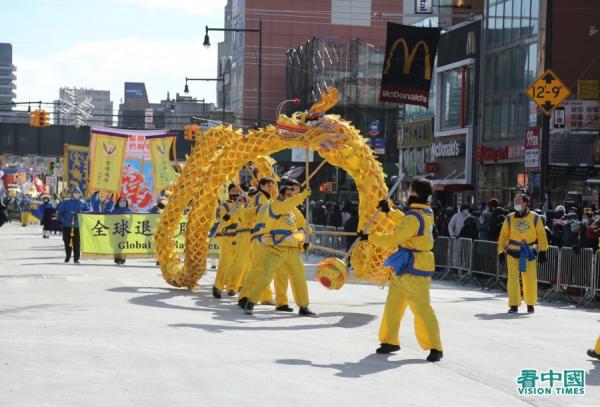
[527,68,571,116]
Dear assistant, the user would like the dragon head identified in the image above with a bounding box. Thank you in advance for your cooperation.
[275,87,340,139]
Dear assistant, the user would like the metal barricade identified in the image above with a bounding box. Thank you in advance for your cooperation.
[594,250,600,300]
[434,236,450,273]
[469,240,500,288]
[537,245,560,286]
[557,247,595,304]
[324,226,336,250]
[440,238,472,282]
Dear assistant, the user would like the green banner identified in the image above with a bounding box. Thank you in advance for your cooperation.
[79,213,218,256]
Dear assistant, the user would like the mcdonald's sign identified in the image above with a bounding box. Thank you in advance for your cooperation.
[380,23,441,108]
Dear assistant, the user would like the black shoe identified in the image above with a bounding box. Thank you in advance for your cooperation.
[227,290,236,297]
[212,286,222,299]
[238,297,248,308]
[244,301,255,315]
[508,306,518,313]
[527,305,535,313]
[74,260,80,264]
[427,349,444,362]
[587,349,600,360]
[376,343,400,354]
[64,257,70,263]
[298,307,317,318]
[276,305,294,312]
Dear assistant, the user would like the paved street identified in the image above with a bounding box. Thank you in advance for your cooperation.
[1,222,599,406]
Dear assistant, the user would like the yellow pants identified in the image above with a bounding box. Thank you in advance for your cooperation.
[225,232,252,292]
[239,240,273,304]
[248,246,309,308]
[214,237,236,291]
[379,273,442,351]
[595,336,600,354]
[507,256,537,306]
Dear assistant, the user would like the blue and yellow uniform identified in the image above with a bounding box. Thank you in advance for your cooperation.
[247,189,311,308]
[497,209,549,307]
[213,200,240,292]
[274,207,311,308]
[370,203,443,351]
[238,192,276,304]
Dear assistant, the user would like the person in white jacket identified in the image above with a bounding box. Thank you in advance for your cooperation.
[448,204,471,238]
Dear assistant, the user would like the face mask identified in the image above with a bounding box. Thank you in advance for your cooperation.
[118,202,127,208]
[43,199,49,203]
[72,193,81,200]
[514,204,523,212]
[229,195,239,201]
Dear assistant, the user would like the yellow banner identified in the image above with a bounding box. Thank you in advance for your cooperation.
[79,213,219,256]
[88,131,128,193]
[147,135,179,191]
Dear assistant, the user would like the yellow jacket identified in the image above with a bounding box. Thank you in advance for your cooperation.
[371,203,435,275]
[213,200,240,237]
[255,189,310,247]
[497,210,549,255]
[237,192,271,233]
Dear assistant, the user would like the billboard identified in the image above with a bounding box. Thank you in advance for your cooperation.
[380,23,441,107]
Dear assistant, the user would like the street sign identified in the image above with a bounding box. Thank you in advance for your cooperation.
[527,68,571,116]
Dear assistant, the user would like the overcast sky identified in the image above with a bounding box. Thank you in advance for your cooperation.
[1,0,227,110]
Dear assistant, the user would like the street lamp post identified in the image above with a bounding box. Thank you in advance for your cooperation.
[184,77,226,122]
[203,20,263,126]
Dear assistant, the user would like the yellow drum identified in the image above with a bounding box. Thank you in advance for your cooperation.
[315,257,348,290]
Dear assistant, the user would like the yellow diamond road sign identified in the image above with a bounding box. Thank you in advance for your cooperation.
[527,68,571,116]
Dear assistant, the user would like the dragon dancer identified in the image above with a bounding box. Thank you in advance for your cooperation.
[237,177,278,307]
[359,179,443,362]
[212,184,242,299]
[244,185,315,317]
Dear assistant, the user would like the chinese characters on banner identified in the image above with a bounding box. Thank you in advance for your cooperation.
[80,213,207,255]
[63,144,89,195]
[147,135,179,191]
[88,131,128,193]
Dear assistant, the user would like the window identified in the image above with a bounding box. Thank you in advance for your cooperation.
[501,97,510,139]
[513,0,522,41]
[505,0,513,45]
[440,69,462,130]
[521,0,531,38]
[487,4,497,46]
[531,0,539,34]
[496,2,505,46]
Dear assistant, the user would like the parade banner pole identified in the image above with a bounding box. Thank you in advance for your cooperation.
[301,159,327,187]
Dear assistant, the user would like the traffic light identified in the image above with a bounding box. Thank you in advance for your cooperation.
[184,124,199,141]
[48,161,55,174]
[319,182,335,194]
[29,110,40,127]
[39,110,50,127]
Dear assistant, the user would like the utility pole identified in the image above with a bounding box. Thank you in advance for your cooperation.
[540,0,553,210]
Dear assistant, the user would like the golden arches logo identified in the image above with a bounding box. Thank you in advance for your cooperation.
[383,39,431,80]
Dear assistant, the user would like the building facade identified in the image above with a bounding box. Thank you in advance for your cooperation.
[0,43,16,111]
[217,0,405,128]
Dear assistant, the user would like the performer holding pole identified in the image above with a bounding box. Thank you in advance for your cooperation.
[358,179,443,362]
[497,193,548,314]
